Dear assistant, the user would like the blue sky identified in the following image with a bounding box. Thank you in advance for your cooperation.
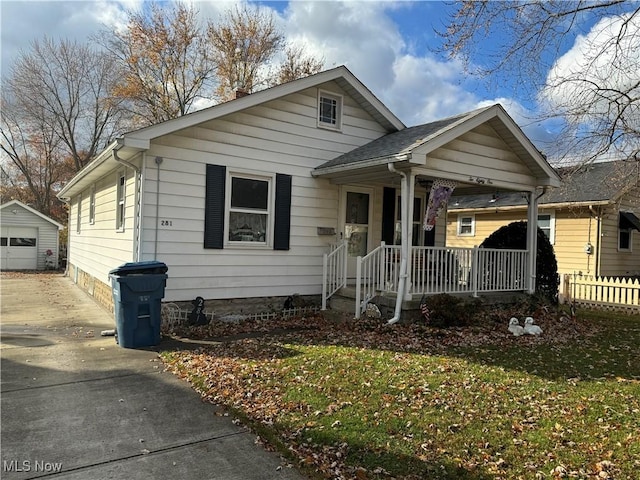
[1,0,635,158]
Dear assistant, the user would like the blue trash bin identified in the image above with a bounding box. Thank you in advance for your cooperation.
[109,261,168,348]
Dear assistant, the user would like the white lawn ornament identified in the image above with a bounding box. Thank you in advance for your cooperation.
[508,317,525,336]
[523,317,543,335]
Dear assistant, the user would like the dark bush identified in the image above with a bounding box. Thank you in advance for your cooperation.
[480,221,559,303]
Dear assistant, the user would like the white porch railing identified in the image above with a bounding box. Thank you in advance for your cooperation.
[322,244,529,318]
[355,242,388,317]
[406,246,528,296]
[321,240,348,310]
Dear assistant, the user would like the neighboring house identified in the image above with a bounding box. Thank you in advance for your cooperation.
[446,160,640,278]
[57,66,560,317]
[0,200,63,271]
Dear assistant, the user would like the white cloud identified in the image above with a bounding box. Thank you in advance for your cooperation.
[3,0,539,137]
[279,1,487,126]
[282,1,403,91]
[540,12,640,125]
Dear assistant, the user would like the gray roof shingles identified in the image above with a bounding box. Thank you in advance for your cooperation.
[314,109,483,170]
[449,160,640,210]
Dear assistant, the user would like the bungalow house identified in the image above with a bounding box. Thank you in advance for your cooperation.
[446,160,640,278]
[1,199,63,270]
[57,66,560,320]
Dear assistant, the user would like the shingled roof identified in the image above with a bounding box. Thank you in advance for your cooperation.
[314,106,490,170]
[449,160,640,210]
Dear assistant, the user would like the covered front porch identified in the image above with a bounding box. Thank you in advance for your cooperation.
[323,242,529,318]
[314,104,561,321]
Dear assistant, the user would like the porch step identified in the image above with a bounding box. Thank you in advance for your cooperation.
[327,294,357,315]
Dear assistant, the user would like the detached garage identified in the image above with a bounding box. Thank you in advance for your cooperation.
[1,200,63,271]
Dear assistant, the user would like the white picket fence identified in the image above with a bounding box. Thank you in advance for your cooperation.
[562,274,640,313]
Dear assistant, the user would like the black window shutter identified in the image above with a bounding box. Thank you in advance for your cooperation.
[204,164,225,249]
[381,187,396,244]
[273,173,292,250]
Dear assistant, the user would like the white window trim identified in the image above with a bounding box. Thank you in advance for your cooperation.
[457,214,475,237]
[317,90,343,131]
[89,185,96,225]
[76,193,82,234]
[116,171,126,232]
[537,211,556,244]
[224,170,275,248]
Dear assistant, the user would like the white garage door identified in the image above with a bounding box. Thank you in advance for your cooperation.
[1,226,38,270]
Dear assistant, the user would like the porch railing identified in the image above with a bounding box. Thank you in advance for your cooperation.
[324,243,529,317]
[407,246,528,295]
[408,246,528,295]
[355,242,388,317]
[321,240,348,310]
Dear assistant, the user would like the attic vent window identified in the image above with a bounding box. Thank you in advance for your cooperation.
[318,91,342,130]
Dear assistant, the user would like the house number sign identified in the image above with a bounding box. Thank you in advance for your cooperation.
[160,220,173,227]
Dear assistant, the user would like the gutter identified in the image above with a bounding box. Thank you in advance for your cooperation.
[387,163,408,325]
[312,153,412,177]
[449,199,611,214]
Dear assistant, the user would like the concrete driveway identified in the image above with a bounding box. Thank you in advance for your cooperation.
[0,272,306,480]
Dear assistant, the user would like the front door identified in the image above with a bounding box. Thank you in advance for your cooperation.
[341,187,373,280]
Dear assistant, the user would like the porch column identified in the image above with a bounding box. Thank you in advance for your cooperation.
[526,190,539,294]
[405,172,416,300]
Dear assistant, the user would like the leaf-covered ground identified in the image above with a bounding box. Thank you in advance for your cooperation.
[161,308,640,479]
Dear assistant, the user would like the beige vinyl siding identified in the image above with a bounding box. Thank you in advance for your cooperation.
[551,209,598,276]
[139,81,389,302]
[68,165,138,284]
[599,186,640,277]
[446,201,640,278]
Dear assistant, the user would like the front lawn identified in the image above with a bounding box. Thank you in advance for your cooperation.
[161,309,640,479]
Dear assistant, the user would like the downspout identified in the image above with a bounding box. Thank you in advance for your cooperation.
[589,205,601,277]
[526,190,539,294]
[387,163,408,325]
[112,143,139,174]
[154,156,163,259]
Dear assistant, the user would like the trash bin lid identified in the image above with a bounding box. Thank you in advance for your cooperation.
[109,260,168,276]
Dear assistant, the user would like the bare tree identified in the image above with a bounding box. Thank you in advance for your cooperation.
[272,44,324,86]
[1,37,125,219]
[96,1,215,125]
[1,93,73,221]
[439,1,640,163]
[208,5,284,101]
[5,37,125,172]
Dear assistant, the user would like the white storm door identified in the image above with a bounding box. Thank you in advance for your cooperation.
[341,187,373,280]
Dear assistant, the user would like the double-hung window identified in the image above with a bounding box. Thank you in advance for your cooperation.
[457,215,475,236]
[89,185,96,225]
[227,174,271,244]
[76,193,82,234]
[116,171,126,231]
[318,91,342,130]
[537,212,555,244]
